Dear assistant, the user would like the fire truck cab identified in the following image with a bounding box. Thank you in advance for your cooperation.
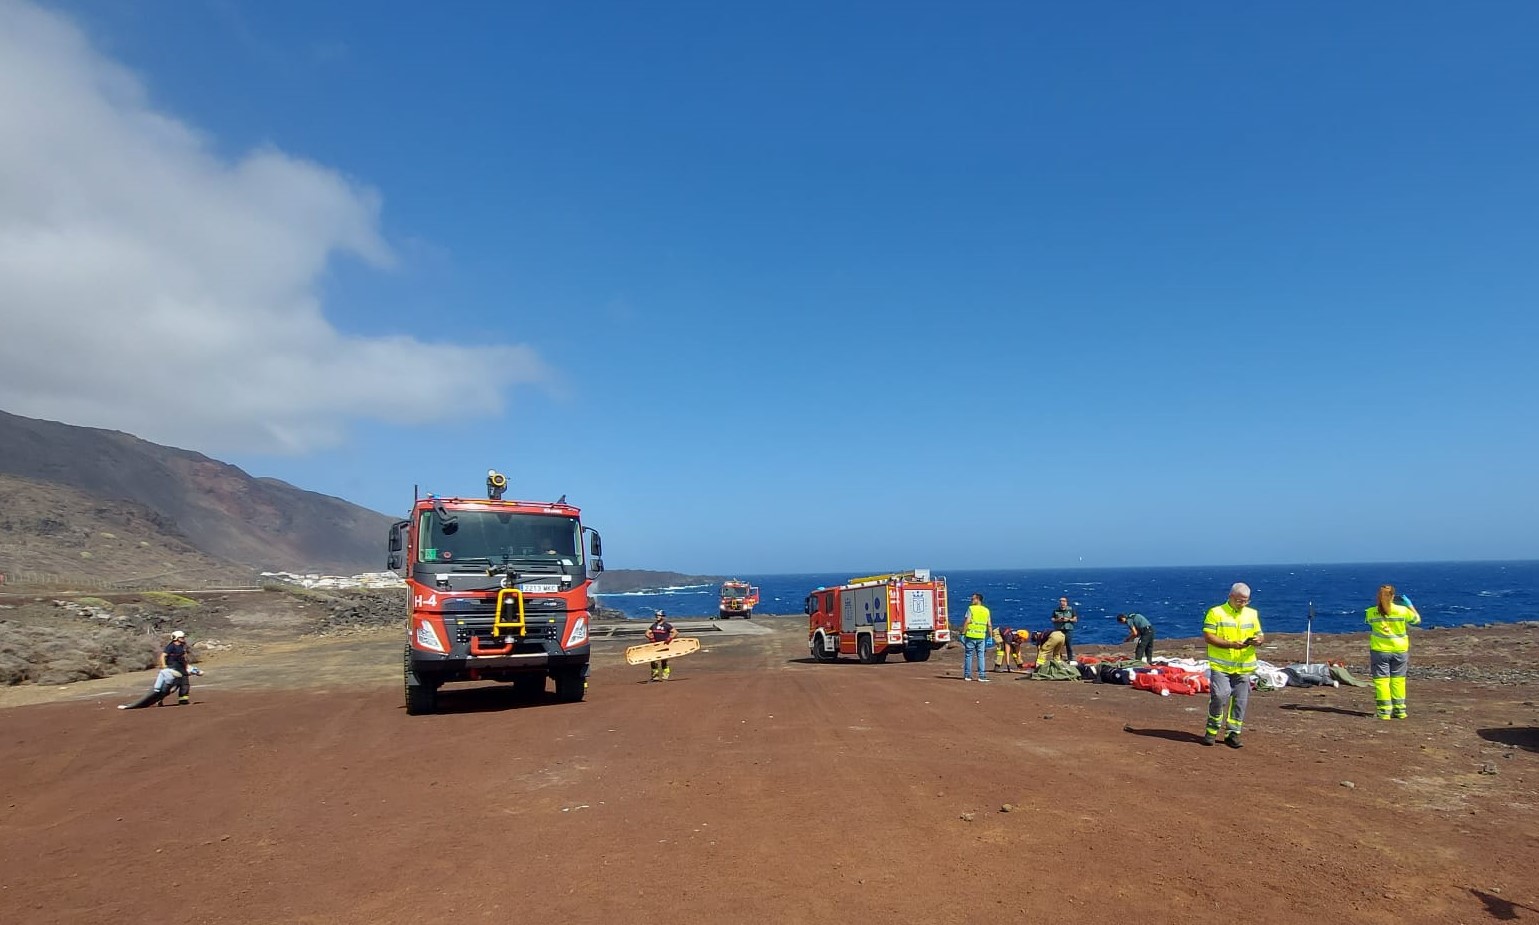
[387,470,603,715]
[806,569,949,664]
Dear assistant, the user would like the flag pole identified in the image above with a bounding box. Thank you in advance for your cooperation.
[1305,601,1314,664]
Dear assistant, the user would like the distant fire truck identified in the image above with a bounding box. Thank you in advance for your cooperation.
[387,469,603,715]
[806,569,949,663]
[718,580,759,619]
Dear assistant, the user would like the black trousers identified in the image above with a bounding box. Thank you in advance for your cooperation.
[1135,629,1155,662]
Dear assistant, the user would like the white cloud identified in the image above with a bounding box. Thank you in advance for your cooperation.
[0,0,548,453]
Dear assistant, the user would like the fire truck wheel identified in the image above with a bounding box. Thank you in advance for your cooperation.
[405,682,437,715]
[811,633,833,662]
[553,667,586,703]
[403,646,438,715]
[857,634,875,664]
[902,646,932,663]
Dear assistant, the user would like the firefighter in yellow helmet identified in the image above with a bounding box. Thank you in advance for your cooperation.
[1366,584,1421,720]
[1202,583,1264,748]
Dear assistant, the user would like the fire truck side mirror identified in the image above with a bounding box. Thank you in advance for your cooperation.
[386,520,408,572]
[591,558,604,575]
[585,528,602,558]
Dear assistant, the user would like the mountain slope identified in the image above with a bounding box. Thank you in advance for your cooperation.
[0,409,392,574]
[0,473,255,587]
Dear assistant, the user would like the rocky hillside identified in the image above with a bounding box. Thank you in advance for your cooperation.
[0,409,393,580]
[0,474,256,588]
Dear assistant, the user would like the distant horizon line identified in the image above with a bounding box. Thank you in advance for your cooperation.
[609,557,1539,578]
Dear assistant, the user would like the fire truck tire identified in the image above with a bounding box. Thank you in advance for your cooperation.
[404,646,438,715]
[903,645,932,663]
[857,634,875,664]
[811,633,834,662]
[553,667,586,703]
[406,682,437,715]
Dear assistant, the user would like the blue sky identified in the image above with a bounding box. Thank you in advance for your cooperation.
[5,1,1537,572]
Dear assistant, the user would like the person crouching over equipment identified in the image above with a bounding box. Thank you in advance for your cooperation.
[647,610,678,681]
[1029,629,1068,667]
[119,665,203,709]
[993,626,1026,672]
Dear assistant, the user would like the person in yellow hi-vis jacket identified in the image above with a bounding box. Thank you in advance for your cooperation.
[958,593,992,683]
[1202,583,1264,748]
[1366,584,1421,720]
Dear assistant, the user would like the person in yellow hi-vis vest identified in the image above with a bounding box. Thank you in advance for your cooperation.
[958,593,992,683]
[1366,584,1421,720]
[1202,583,1265,748]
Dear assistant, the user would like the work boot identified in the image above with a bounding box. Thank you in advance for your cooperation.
[661,669,671,681]
[1225,733,1244,749]
[1201,733,1217,746]
[1393,712,1407,720]
[177,697,190,705]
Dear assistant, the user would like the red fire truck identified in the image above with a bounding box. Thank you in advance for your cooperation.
[806,569,949,663]
[387,469,603,715]
[718,580,759,619]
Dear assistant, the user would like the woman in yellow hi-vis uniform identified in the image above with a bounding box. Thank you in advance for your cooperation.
[1366,584,1421,720]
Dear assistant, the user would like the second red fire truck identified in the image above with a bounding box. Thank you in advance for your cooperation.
[718,580,760,619]
[806,569,949,663]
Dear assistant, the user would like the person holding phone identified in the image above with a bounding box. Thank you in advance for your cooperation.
[1201,583,1265,748]
[1366,584,1421,720]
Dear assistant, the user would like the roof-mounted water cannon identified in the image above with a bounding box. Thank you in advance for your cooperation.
[487,469,508,501]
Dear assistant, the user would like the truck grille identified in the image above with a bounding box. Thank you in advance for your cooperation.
[453,618,562,644]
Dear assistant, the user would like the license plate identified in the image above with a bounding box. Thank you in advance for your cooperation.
[522,583,559,593]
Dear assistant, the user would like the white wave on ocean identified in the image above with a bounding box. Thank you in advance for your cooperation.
[598,584,714,597]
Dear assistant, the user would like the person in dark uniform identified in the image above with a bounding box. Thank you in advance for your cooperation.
[1051,596,1079,661]
[646,610,677,681]
[161,630,192,704]
[1118,613,1156,663]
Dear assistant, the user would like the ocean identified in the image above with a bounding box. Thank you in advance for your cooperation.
[594,560,1539,644]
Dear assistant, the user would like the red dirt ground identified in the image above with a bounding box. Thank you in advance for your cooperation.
[1,620,1536,924]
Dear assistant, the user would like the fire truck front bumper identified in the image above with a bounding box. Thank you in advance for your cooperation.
[408,645,589,682]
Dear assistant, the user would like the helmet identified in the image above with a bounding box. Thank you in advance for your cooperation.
[654,609,666,618]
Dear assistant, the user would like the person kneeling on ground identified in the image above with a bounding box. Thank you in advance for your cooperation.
[1118,613,1156,663]
[647,609,677,681]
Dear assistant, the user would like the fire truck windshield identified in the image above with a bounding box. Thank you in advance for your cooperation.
[723,587,747,599]
[416,510,581,566]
